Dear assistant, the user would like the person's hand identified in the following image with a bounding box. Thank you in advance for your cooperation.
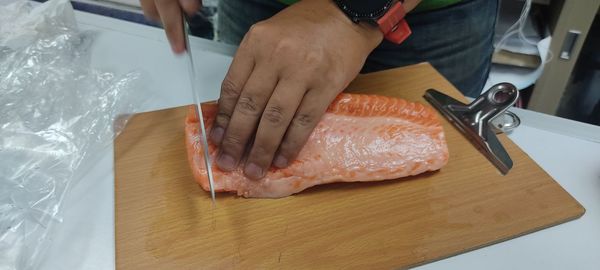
[139,0,201,53]
[210,0,384,180]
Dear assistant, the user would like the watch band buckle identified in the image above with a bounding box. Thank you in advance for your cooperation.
[376,1,411,44]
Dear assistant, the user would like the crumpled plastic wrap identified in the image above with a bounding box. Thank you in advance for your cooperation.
[0,0,144,269]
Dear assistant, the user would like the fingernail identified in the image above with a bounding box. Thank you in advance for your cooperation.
[210,127,224,144]
[273,155,288,168]
[244,163,264,180]
[217,154,236,171]
[170,39,185,54]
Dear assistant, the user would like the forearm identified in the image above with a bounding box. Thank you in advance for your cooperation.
[403,0,424,13]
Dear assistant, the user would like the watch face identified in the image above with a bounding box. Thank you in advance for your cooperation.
[336,0,394,20]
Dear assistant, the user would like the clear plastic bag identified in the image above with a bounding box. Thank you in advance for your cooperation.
[0,0,145,269]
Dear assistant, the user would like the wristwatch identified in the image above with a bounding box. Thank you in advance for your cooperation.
[333,0,411,44]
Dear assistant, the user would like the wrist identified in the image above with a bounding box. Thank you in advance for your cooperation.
[321,0,384,50]
[332,0,417,46]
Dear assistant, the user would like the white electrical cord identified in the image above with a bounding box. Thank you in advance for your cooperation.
[494,0,554,62]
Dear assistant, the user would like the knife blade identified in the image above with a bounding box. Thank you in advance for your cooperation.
[182,18,216,204]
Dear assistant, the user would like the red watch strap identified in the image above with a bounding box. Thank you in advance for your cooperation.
[376,1,411,44]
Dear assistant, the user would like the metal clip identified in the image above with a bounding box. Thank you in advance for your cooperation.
[424,83,521,175]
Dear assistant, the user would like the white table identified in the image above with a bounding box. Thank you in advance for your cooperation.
[38,8,600,270]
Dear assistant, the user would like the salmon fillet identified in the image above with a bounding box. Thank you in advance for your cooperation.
[185,93,449,198]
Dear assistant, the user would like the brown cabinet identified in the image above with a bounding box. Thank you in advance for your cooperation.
[528,0,600,115]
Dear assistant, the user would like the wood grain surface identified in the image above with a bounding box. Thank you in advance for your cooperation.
[115,63,584,269]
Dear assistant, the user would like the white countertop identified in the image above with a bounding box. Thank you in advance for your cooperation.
[38,8,600,270]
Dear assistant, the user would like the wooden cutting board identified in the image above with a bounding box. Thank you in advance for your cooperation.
[115,63,584,269]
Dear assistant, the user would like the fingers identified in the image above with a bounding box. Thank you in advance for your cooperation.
[210,42,255,145]
[275,88,338,167]
[216,65,278,172]
[179,0,200,16]
[140,0,201,53]
[155,0,185,53]
[243,80,307,179]
[140,0,160,21]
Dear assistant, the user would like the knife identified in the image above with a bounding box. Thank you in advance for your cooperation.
[182,18,216,204]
